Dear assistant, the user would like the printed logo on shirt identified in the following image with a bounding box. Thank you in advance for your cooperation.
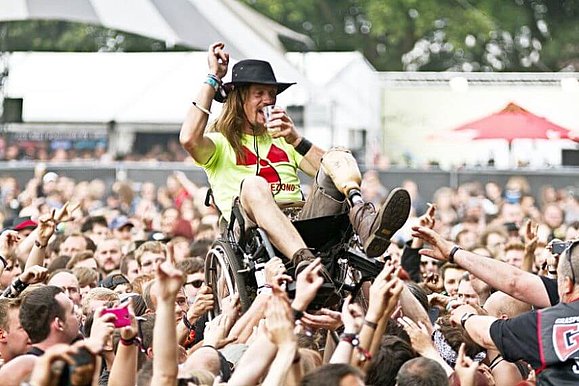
[236,145,288,184]
[553,322,579,361]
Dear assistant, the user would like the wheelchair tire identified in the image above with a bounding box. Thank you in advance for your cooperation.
[204,239,251,319]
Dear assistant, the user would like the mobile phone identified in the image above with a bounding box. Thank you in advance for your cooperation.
[58,347,96,386]
[552,241,569,255]
[101,306,131,328]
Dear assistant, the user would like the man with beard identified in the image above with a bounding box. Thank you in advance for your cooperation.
[94,238,123,276]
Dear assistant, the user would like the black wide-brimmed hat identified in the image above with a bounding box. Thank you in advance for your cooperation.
[214,59,296,103]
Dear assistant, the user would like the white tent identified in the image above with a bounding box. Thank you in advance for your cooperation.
[3,51,381,155]
[0,0,313,95]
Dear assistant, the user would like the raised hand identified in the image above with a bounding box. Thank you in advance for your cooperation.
[302,308,343,331]
[524,219,539,245]
[29,342,96,386]
[411,226,454,262]
[291,258,324,312]
[366,263,402,323]
[87,308,116,355]
[267,108,301,146]
[221,293,241,324]
[156,261,185,301]
[204,314,237,349]
[208,42,229,80]
[19,264,48,285]
[454,343,479,386]
[423,272,444,292]
[420,203,436,229]
[0,230,21,258]
[55,201,81,223]
[188,284,214,320]
[265,295,296,347]
[341,296,364,334]
[119,299,139,341]
[37,209,57,247]
[264,257,292,290]
[398,316,435,355]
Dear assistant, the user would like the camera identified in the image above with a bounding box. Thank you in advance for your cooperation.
[551,241,570,255]
[101,306,131,328]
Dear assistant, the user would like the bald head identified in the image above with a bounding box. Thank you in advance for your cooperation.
[484,291,531,319]
[48,271,81,305]
[184,346,221,376]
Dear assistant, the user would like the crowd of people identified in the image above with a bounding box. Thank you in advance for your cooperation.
[0,156,577,386]
[0,41,578,386]
[0,137,189,163]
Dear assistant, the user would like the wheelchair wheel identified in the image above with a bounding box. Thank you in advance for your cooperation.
[205,239,251,319]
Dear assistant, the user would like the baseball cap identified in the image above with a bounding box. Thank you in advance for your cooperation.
[42,172,59,184]
[110,215,134,231]
[12,216,38,231]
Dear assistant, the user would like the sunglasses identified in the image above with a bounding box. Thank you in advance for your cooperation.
[185,279,204,289]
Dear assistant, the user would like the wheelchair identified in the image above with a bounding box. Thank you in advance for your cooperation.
[204,199,386,318]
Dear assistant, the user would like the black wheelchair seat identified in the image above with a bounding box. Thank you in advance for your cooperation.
[291,211,352,252]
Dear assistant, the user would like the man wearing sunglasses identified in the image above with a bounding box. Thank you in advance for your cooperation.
[176,258,205,304]
[413,225,579,385]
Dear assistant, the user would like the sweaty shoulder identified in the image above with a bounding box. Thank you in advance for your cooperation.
[0,354,37,386]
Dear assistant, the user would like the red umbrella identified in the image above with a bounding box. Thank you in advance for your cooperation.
[452,102,571,143]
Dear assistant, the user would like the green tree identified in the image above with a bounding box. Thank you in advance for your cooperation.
[0,20,187,52]
[242,0,579,71]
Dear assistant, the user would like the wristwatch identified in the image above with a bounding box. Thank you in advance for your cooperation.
[460,313,476,329]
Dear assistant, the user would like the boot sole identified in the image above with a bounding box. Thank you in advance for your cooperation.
[364,188,411,257]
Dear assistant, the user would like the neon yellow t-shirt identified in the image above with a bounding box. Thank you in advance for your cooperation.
[197,132,304,220]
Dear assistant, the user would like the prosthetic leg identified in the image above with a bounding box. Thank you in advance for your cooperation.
[320,148,411,257]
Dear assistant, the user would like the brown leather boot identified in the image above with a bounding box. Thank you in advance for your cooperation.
[349,188,411,257]
[292,248,316,265]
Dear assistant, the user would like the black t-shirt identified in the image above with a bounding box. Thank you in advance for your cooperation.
[488,276,559,369]
[540,276,559,306]
[490,311,541,368]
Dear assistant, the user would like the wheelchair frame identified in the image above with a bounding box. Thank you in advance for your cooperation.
[204,202,386,319]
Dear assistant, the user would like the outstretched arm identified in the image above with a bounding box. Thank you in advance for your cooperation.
[179,42,228,164]
[412,226,551,308]
[151,262,184,386]
[450,305,498,351]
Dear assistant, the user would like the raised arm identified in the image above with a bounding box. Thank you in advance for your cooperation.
[262,295,298,386]
[179,42,228,164]
[450,305,498,351]
[0,230,21,277]
[108,300,139,386]
[151,262,184,386]
[412,226,551,308]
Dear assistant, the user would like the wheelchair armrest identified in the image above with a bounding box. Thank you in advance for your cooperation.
[346,247,385,279]
[228,200,247,247]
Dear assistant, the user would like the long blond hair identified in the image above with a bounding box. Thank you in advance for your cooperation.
[208,85,251,162]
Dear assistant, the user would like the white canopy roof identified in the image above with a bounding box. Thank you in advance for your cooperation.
[0,0,313,103]
[4,51,310,123]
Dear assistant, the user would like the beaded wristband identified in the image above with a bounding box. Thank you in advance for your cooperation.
[204,75,220,91]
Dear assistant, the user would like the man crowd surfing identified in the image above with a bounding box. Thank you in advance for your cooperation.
[0,42,577,386]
